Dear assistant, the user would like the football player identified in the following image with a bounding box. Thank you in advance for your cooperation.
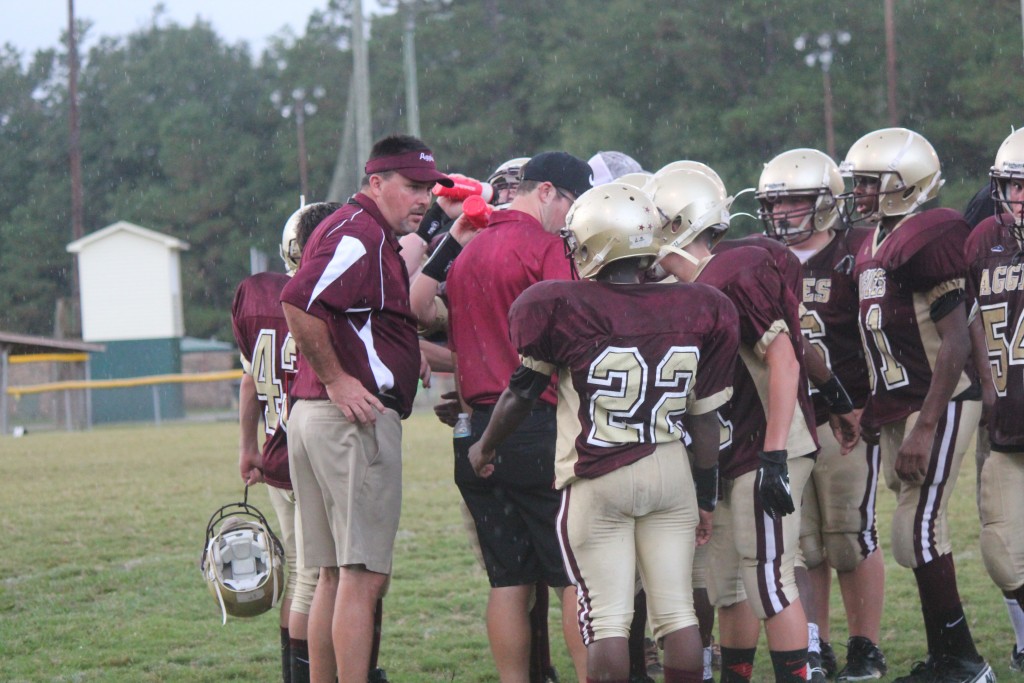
[966,127,1024,675]
[232,201,350,683]
[469,181,740,683]
[652,168,818,683]
[842,127,992,683]
[756,148,887,682]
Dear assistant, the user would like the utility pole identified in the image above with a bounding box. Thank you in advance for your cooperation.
[403,2,421,137]
[352,0,372,164]
[67,0,83,338]
[327,87,358,202]
[885,0,898,126]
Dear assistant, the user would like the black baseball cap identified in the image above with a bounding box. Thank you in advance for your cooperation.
[521,151,594,199]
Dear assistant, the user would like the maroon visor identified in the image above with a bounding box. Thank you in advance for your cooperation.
[364,150,453,187]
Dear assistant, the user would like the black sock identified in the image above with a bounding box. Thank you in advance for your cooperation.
[629,590,649,676]
[529,581,552,683]
[770,648,808,683]
[720,646,756,683]
[280,627,291,683]
[934,606,981,661]
[290,638,309,683]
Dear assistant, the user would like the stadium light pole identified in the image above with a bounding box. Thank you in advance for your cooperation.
[795,30,851,160]
[271,86,325,198]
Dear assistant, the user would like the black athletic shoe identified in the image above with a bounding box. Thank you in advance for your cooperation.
[367,668,389,683]
[893,654,994,683]
[821,640,838,679]
[629,674,656,683]
[808,650,828,683]
[838,636,887,681]
[543,666,560,683]
[1012,645,1024,673]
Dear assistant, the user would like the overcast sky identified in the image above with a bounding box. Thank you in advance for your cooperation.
[0,1,380,63]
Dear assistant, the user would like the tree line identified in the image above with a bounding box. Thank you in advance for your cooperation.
[0,0,1019,341]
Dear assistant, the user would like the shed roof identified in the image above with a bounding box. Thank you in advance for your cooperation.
[66,221,190,254]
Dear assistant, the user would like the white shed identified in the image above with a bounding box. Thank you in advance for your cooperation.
[66,221,190,342]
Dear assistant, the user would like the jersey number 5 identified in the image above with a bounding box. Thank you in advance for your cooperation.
[979,302,1024,396]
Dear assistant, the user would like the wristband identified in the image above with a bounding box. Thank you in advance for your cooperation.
[818,375,854,415]
[758,449,788,465]
[420,233,463,282]
[693,464,719,512]
[415,203,450,243]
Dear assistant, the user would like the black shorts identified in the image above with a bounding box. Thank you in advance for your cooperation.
[454,404,568,588]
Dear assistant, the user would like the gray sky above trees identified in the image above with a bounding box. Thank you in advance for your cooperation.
[0,0,382,61]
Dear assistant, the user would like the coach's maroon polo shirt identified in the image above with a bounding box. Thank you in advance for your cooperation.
[281,194,420,418]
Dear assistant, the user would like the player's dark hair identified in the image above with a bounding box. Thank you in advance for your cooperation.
[297,202,343,253]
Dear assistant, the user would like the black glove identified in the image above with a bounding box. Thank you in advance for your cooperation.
[756,449,794,518]
[693,464,719,512]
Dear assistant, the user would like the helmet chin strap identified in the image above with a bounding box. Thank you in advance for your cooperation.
[659,244,702,266]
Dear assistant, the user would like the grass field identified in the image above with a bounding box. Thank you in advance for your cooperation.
[0,412,1018,682]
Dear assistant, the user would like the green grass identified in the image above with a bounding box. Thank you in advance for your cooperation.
[0,414,1017,681]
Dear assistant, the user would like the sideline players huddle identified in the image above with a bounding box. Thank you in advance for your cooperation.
[224,125,1024,683]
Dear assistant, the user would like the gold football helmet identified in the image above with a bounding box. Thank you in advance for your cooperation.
[839,127,943,222]
[616,171,654,189]
[991,128,1024,233]
[648,169,734,262]
[654,160,727,196]
[562,182,668,279]
[201,489,285,625]
[757,148,844,244]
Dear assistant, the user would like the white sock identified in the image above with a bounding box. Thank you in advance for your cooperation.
[1007,598,1024,652]
[808,622,821,654]
[703,645,713,681]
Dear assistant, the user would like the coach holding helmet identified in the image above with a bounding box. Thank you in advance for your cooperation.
[281,134,449,683]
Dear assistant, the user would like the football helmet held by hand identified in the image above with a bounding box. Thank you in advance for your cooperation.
[200,487,285,625]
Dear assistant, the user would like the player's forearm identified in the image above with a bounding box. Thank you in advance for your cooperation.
[478,387,536,454]
[683,410,721,470]
[802,334,832,386]
[420,339,454,373]
[409,272,441,325]
[763,335,800,451]
[282,302,347,386]
[968,315,996,396]
[916,306,971,431]
[238,372,262,454]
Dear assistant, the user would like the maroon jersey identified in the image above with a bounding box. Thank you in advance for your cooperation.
[446,208,573,408]
[280,195,420,417]
[965,215,1024,451]
[855,209,974,429]
[716,234,803,299]
[231,272,295,489]
[697,246,819,479]
[509,279,738,488]
[798,229,872,424]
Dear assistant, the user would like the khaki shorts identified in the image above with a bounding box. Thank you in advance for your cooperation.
[562,442,699,644]
[979,449,1024,592]
[288,400,402,574]
[881,400,979,569]
[267,485,319,615]
[708,456,813,620]
[799,422,882,572]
